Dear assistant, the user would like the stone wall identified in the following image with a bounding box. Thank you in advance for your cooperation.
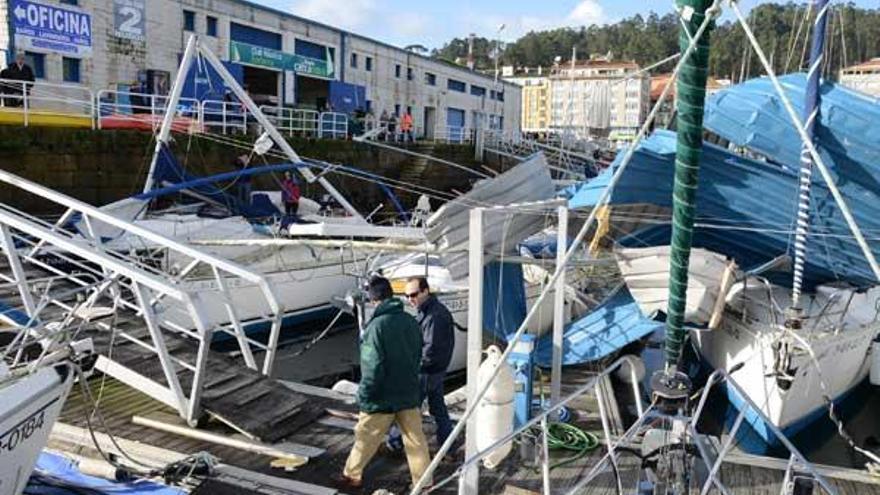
[0,126,487,216]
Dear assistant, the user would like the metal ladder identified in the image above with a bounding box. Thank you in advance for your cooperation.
[0,169,283,425]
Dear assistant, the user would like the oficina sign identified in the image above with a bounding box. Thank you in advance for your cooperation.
[11,0,92,57]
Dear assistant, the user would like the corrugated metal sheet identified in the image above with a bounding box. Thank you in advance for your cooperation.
[534,288,661,367]
[568,130,880,288]
[426,153,556,280]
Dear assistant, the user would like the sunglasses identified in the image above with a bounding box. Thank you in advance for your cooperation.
[405,292,420,299]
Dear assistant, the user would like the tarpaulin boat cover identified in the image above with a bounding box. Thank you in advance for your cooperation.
[704,73,880,200]
[534,287,661,367]
[28,451,185,494]
[568,129,880,289]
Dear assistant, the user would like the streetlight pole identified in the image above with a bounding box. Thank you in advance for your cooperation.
[493,23,505,131]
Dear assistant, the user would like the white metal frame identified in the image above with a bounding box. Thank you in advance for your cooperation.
[0,169,283,424]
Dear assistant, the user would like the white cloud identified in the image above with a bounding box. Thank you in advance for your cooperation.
[567,0,605,27]
[471,1,607,41]
[289,0,377,30]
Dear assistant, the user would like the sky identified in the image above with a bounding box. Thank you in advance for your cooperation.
[256,0,878,49]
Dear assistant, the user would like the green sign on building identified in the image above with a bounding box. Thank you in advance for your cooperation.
[229,41,334,79]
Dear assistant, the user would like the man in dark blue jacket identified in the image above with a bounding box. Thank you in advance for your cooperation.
[387,277,455,452]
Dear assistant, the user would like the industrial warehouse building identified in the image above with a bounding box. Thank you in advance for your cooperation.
[0,0,521,137]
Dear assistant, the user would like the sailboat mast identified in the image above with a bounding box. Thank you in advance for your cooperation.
[663,0,715,369]
[143,35,198,194]
[791,0,830,310]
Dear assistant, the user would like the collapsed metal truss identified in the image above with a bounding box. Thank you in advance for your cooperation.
[0,170,283,424]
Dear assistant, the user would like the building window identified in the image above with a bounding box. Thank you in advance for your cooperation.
[395,64,401,78]
[394,104,401,116]
[24,52,45,79]
[471,85,486,97]
[424,72,436,86]
[366,100,372,112]
[62,57,80,83]
[59,0,78,4]
[490,89,505,101]
[406,67,413,81]
[365,57,373,71]
[350,53,358,69]
[183,10,195,31]
[206,16,218,36]
[447,79,466,93]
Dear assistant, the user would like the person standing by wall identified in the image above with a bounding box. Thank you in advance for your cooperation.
[401,110,414,143]
[341,276,431,489]
[3,52,35,108]
[280,171,301,217]
[387,112,398,142]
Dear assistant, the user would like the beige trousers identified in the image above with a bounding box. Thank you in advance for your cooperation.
[343,408,431,486]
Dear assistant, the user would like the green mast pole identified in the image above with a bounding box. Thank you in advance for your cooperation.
[664,0,715,370]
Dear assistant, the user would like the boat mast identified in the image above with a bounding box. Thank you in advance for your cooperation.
[662,0,715,373]
[143,35,198,194]
[790,0,830,312]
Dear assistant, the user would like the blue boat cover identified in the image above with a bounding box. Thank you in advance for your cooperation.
[704,73,880,200]
[534,288,662,367]
[482,262,528,340]
[28,451,184,494]
[568,130,880,289]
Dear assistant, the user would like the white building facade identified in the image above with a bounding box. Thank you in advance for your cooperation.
[0,0,521,137]
[548,61,649,142]
[839,58,880,97]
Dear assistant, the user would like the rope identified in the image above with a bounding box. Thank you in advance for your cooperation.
[535,422,600,470]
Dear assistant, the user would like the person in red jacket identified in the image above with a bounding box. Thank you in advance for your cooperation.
[280,171,301,216]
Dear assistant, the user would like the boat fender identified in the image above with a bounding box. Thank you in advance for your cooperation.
[871,341,880,386]
[475,345,515,469]
[615,356,646,385]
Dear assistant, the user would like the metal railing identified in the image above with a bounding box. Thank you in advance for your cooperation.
[0,78,95,128]
[436,125,473,144]
[201,99,248,135]
[318,111,348,139]
[260,106,319,137]
[0,169,283,425]
[0,80,359,140]
[96,89,201,132]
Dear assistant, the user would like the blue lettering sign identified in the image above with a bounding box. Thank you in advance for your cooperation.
[12,0,92,57]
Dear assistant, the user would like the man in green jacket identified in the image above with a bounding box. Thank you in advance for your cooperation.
[342,276,431,489]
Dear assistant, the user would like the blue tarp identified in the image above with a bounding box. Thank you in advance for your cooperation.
[146,144,283,218]
[482,262,528,340]
[704,73,880,200]
[27,451,184,494]
[568,129,880,289]
[534,288,662,367]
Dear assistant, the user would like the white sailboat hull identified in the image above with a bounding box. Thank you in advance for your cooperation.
[616,245,880,444]
[695,313,877,443]
[0,363,75,495]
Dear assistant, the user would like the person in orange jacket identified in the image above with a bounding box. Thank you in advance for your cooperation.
[400,110,414,143]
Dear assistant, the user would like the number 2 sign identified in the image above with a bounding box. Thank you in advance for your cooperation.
[113,0,145,41]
